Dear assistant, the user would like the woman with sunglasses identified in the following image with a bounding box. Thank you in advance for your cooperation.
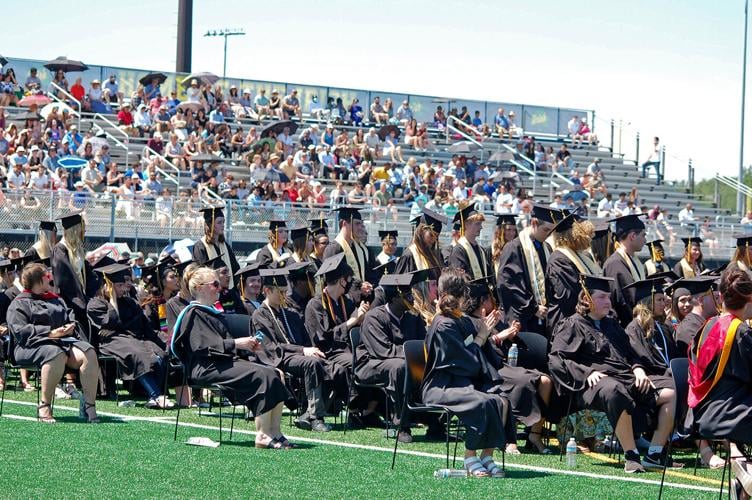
[173,267,295,449]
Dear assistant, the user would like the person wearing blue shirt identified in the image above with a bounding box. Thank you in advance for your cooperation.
[472,111,483,129]
[494,107,510,136]
[144,78,162,101]
[63,125,83,156]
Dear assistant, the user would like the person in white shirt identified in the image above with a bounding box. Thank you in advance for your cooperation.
[494,184,514,214]
[549,194,567,210]
[364,128,381,159]
[7,163,27,192]
[28,167,50,190]
[452,179,469,201]
[641,136,662,185]
[678,203,696,227]
[597,193,614,218]
[613,192,629,216]
[567,115,582,146]
[741,210,752,225]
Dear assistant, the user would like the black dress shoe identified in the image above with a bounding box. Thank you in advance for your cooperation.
[294,413,313,431]
[360,412,386,429]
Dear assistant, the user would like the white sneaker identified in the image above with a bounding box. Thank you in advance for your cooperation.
[54,386,70,400]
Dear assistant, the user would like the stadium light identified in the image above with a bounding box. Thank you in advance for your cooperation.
[204,28,246,79]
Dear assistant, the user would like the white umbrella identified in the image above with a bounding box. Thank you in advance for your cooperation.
[172,238,195,263]
[40,101,74,120]
[87,242,133,261]
[177,101,204,113]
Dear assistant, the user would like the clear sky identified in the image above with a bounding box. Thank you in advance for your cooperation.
[1,0,747,181]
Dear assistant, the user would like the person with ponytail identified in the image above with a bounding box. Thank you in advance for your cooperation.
[140,258,181,337]
[24,220,58,262]
[673,236,705,279]
[87,263,175,409]
[256,219,291,268]
[288,226,313,264]
[672,277,720,356]
[191,206,240,288]
[422,268,515,477]
[689,269,752,492]
[549,274,680,473]
[395,208,445,274]
[51,211,99,343]
[590,219,614,268]
[491,214,518,277]
[728,234,752,275]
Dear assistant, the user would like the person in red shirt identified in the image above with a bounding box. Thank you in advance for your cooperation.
[70,77,85,102]
[117,103,136,136]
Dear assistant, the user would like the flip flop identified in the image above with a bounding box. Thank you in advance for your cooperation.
[255,438,284,450]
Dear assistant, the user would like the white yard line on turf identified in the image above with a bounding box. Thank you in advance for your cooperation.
[1,399,717,494]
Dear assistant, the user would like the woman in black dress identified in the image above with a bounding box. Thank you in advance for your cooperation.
[7,263,100,423]
[87,263,175,409]
[172,266,294,449]
[422,268,514,478]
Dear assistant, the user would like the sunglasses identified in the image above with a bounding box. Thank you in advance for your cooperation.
[202,280,220,289]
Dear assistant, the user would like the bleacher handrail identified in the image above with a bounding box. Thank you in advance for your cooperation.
[445,116,483,151]
[93,113,130,142]
[143,146,180,188]
[47,82,82,131]
[716,173,752,199]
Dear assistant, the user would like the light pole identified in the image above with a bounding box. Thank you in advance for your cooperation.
[740,0,749,215]
[204,28,245,79]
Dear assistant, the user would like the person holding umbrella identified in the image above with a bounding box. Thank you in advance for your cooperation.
[144,77,162,101]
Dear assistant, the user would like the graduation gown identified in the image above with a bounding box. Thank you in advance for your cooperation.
[603,251,644,328]
[0,291,10,362]
[51,242,99,338]
[165,294,190,337]
[87,296,167,381]
[8,291,93,367]
[644,259,671,276]
[448,241,493,280]
[191,238,240,276]
[241,297,261,317]
[675,312,706,359]
[441,242,456,267]
[672,259,706,279]
[218,287,246,314]
[355,305,426,413]
[497,237,548,335]
[252,304,347,403]
[624,320,678,375]
[304,292,356,368]
[324,240,375,284]
[255,245,287,269]
[691,321,752,442]
[175,305,292,414]
[422,314,515,450]
[549,314,673,428]
[544,250,584,339]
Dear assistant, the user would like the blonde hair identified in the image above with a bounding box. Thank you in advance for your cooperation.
[733,246,752,268]
[632,302,654,338]
[62,222,86,288]
[188,267,217,296]
[553,220,594,252]
[33,229,54,260]
[179,263,199,299]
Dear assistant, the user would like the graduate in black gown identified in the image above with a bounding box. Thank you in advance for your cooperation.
[368,260,397,308]
[234,262,263,316]
[490,214,518,279]
[191,206,240,288]
[0,259,11,384]
[284,261,316,326]
[87,263,175,409]
[590,218,614,268]
[201,255,245,314]
[324,206,375,299]
[252,268,347,433]
[463,276,554,455]
[172,266,295,449]
[549,275,680,473]
[727,234,752,275]
[497,204,559,336]
[51,211,100,342]
[256,219,291,268]
[603,214,648,328]
[422,268,515,478]
[7,262,100,423]
[375,230,399,266]
[395,207,446,275]
[673,236,706,279]
[165,261,198,339]
[23,220,57,262]
[308,217,329,271]
[643,239,671,276]
[448,204,493,280]
[688,269,752,493]
[140,257,181,337]
[545,213,601,339]
[4,256,26,304]
[441,220,461,267]
[670,277,719,357]
[355,272,432,443]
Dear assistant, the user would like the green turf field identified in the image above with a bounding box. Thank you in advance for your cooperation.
[0,391,725,499]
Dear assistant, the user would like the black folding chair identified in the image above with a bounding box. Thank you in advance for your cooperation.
[0,333,43,418]
[345,327,392,435]
[391,340,468,470]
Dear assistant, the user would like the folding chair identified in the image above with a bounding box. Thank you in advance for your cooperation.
[0,333,43,418]
[344,327,391,435]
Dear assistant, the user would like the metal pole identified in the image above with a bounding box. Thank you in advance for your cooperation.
[223,33,228,80]
[635,132,640,167]
[715,175,720,207]
[688,159,694,194]
[740,0,749,215]
[609,119,615,153]
[659,145,666,185]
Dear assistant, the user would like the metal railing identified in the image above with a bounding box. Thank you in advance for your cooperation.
[716,173,752,199]
[47,81,82,131]
[143,146,179,188]
[445,116,484,160]
[500,143,539,194]
[92,114,132,169]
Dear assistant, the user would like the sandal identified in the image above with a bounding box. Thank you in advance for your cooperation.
[700,446,726,470]
[528,431,553,455]
[480,455,505,478]
[79,400,101,424]
[505,443,522,455]
[277,435,299,449]
[22,383,36,393]
[255,438,284,450]
[37,402,56,424]
[463,456,490,478]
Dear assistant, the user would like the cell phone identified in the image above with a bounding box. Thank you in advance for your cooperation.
[253,332,264,342]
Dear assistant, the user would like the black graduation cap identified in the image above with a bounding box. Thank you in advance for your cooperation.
[171,259,194,276]
[94,263,131,283]
[57,210,83,230]
[331,205,362,222]
[200,206,224,225]
[453,204,482,226]
[373,260,397,276]
[39,220,57,232]
[609,213,646,237]
[411,267,441,282]
[681,236,703,248]
[645,238,664,251]
[591,218,611,237]
[734,233,752,248]
[378,230,398,241]
[269,219,287,231]
[551,212,581,234]
[452,220,462,232]
[309,216,329,235]
[25,255,51,268]
[285,261,314,280]
[203,255,228,271]
[701,263,728,277]
[234,262,262,280]
[378,272,416,289]
[623,277,669,303]
[8,256,25,273]
[315,252,351,280]
[467,276,495,299]
[0,259,11,272]
[289,225,310,241]
[91,251,116,270]
[664,277,716,296]
[579,274,614,294]
[646,270,679,282]
[259,268,288,288]
[417,208,449,233]
[495,214,517,227]
[531,204,564,224]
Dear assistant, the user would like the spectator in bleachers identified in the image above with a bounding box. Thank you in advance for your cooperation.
[24,67,41,92]
[254,88,270,118]
[87,79,111,114]
[494,107,510,138]
[641,136,662,185]
[70,77,85,104]
[282,89,301,119]
[678,202,696,229]
[104,74,123,105]
[567,115,582,147]
[396,100,413,126]
[144,77,162,101]
[433,105,447,128]
[133,104,153,137]
[740,210,752,226]
[307,95,327,121]
[117,103,137,136]
[269,89,283,119]
[349,98,363,125]
[370,96,388,125]
[0,69,19,107]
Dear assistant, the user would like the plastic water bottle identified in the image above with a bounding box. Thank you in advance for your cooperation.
[433,469,467,478]
[566,437,577,468]
[118,400,136,408]
[507,343,519,367]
